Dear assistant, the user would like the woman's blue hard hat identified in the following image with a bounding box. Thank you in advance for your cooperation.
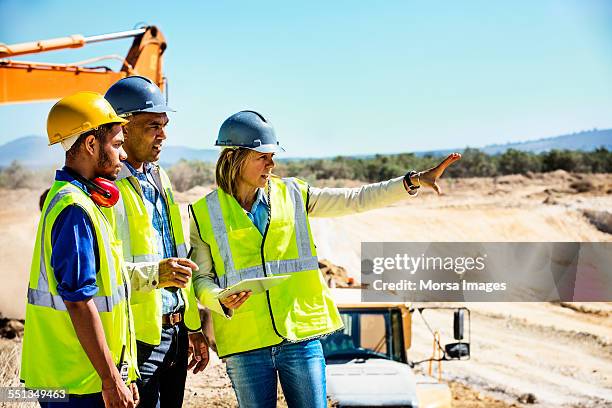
[216,110,285,153]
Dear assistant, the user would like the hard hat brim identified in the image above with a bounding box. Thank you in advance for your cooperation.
[48,117,128,147]
[139,105,176,114]
[251,144,285,153]
[114,117,130,125]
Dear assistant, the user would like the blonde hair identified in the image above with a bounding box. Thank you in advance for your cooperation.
[215,147,254,197]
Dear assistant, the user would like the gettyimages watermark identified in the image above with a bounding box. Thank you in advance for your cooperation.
[361,242,612,302]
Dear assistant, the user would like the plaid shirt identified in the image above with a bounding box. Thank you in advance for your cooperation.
[123,161,184,314]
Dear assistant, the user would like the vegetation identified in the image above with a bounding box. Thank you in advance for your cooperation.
[166,160,215,192]
[0,149,609,191]
[269,147,611,187]
[0,161,54,189]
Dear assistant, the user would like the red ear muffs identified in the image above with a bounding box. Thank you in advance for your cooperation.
[89,177,120,208]
[63,167,120,207]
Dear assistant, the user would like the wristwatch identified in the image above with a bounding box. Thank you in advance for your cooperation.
[404,170,420,191]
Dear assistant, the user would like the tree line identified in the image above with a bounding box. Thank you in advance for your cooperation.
[0,147,609,191]
[165,147,610,191]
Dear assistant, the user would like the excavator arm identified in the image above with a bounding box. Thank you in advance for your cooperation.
[0,26,166,104]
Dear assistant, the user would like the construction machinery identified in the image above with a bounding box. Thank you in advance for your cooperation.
[0,26,167,104]
[324,288,470,408]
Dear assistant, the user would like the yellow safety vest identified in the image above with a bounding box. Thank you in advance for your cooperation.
[190,177,343,358]
[21,181,138,394]
[104,165,200,345]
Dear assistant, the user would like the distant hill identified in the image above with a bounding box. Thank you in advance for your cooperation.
[0,136,64,168]
[480,129,612,154]
[157,145,219,167]
[417,129,612,157]
[1,129,610,168]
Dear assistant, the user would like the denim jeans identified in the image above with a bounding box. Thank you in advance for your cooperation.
[136,323,188,408]
[225,339,327,408]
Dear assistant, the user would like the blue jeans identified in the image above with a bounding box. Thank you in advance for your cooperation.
[136,323,188,408]
[225,339,327,408]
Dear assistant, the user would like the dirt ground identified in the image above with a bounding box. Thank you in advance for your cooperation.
[181,360,520,408]
[0,337,520,408]
[1,171,611,407]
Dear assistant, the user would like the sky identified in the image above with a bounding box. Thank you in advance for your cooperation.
[1,0,612,157]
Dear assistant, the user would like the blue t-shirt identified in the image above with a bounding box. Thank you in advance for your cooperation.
[49,168,99,302]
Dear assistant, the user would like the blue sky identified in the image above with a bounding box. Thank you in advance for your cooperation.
[1,0,611,157]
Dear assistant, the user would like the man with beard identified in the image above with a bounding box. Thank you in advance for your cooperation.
[21,92,139,407]
[104,76,208,408]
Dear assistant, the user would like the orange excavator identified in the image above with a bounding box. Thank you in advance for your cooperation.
[0,25,167,104]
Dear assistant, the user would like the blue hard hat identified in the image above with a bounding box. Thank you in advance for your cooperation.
[216,111,285,153]
[104,76,175,116]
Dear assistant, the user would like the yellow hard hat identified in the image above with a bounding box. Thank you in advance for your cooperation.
[47,91,128,150]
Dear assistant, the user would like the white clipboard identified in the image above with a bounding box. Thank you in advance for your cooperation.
[214,275,292,299]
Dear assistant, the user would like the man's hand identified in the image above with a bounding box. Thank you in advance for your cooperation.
[130,382,139,407]
[101,375,134,408]
[187,332,210,374]
[414,152,461,194]
[157,258,199,288]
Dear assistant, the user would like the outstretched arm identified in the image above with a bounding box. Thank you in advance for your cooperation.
[307,153,461,217]
[307,176,411,217]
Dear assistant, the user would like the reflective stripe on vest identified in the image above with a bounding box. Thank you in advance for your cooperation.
[206,179,318,289]
[132,254,161,263]
[27,285,126,312]
[29,185,120,310]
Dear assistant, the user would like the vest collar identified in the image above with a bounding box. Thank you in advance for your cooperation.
[117,161,166,202]
[117,162,133,181]
[55,167,89,194]
[253,187,268,207]
[117,161,160,180]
